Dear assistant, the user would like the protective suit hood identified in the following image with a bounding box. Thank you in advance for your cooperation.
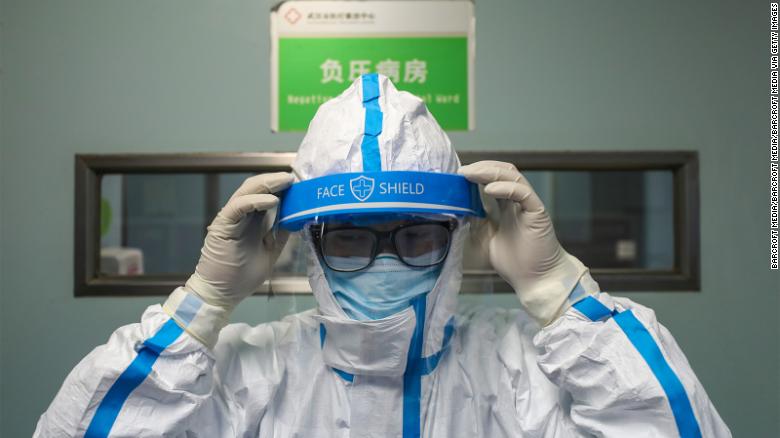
[290,74,468,376]
[291,73,460,179]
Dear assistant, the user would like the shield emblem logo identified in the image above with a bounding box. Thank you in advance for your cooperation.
[349,175,375,202]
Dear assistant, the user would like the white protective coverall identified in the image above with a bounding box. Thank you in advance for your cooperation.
[35,75,731,438]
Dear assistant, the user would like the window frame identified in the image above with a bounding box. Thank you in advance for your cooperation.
[74,151,700,296]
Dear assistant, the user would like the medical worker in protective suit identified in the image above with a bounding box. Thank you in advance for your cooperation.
[35,74,731,438]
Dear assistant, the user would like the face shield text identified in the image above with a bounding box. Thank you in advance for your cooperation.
[379,182,424,195]
[317,184,345,199]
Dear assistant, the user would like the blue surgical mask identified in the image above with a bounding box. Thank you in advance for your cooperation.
[323,254,442,321]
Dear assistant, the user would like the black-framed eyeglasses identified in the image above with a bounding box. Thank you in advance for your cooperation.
[310,219,458,272]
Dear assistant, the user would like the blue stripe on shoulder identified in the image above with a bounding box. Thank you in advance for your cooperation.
[84,318,183,438]
[572,295,614,321]
[613,311,702,438]
[572,296,702,438]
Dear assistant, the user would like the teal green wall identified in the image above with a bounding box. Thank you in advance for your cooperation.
[1,0,777,436]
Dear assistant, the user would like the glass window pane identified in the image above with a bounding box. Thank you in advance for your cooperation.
[99,172,311,278]
[99,174,208,276]
[98,169,675,280]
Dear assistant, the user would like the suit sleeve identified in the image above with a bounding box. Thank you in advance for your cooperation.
[33,298,236,437]
[534,289,732,438]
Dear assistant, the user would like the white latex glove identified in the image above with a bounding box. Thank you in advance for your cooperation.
[459,161,595,326]
[184,172,293,312]
[163,172,294,347]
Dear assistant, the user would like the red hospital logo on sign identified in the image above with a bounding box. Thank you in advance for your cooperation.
[284,8,302,25]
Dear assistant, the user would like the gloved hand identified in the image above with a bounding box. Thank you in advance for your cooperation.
[163,172,293,346]
[459,161,595,326]
[186,172,294,310]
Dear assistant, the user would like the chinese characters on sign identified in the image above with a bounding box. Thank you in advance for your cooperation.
[320,59,428,84]
[307,11,375,21]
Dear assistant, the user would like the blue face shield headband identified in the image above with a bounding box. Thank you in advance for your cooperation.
[278,171,485,231]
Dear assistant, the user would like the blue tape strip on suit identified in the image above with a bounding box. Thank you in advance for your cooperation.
[572,296,702,438]
[84,319,183,438]
[420,318,455,375]
[317,298,453,435]
[318,317,453,384]
[572,295,614,321]
[614,311,702,438]
[361,73,382,172]
[174,293,203,327]
[402,294,427,438]
[278,171,485,230]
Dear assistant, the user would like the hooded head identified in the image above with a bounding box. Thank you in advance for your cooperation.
[281,74,480,377]
[291,73,460,179]
[280,74,481,229]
